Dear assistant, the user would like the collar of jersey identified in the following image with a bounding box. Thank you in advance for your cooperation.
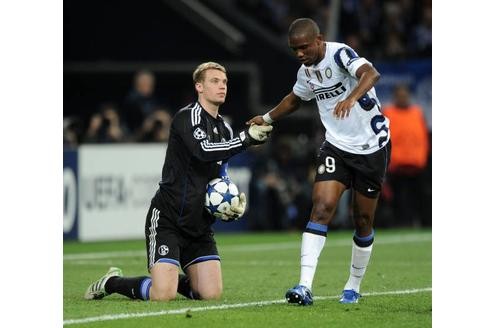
[196,101,223,121]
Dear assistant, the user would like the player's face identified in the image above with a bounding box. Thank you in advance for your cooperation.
[289,34,323,66]
[196,69,228,106]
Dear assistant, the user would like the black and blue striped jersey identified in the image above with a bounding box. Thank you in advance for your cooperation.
[154,101,247,236]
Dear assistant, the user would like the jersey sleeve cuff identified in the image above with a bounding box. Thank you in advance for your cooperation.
[348,58,371,78]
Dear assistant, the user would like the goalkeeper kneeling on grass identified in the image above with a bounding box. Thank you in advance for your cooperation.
[85,62,272,301]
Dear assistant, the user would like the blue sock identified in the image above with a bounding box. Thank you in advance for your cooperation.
[353,229,374,247]
[139,277,152,300]
[304,221,328,237]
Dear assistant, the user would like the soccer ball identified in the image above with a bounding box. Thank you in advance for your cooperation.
[205,177,240,222]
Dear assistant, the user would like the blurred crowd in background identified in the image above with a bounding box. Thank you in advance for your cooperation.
[238,0,431,59]
[64,0,432,230]
[64,70,173,145]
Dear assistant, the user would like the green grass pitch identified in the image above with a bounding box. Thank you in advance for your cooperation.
[64,229,431,327]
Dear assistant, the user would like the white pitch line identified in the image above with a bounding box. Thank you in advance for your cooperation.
[64,233,431,261]
[63,287,432,326]
[225,233,431,252]
[64,250,143,261]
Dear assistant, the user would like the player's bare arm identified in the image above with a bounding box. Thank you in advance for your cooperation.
[246,91,302,125]
[334,64,381,119]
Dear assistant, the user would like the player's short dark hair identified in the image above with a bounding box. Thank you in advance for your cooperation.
[288,18,320,39]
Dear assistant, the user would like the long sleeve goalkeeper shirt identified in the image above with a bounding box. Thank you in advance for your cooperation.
[154,101,247,237]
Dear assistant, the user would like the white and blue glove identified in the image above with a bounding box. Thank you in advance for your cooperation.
[221,193,247,221]
[240,124,273,146]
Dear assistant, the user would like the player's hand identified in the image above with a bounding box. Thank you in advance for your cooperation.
[334,98,356,119]
[249,124,272,142]
[221,193,247,220]
[230,192,246,217]
[241,124,273,146]
[246,115,265,126]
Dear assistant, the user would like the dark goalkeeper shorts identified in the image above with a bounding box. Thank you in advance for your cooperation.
[144,203,220,272]
[314,140,391,198]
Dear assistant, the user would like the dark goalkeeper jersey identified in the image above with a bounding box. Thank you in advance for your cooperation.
[154,101,247,237]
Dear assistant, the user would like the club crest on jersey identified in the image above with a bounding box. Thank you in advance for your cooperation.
[325,67,332,79]
[193,127,207,140]
[158,245,169,255]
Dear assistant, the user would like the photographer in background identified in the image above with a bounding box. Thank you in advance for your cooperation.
[135,107,172,143]
[84,103,129,143]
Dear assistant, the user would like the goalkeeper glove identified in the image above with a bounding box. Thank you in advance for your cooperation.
[240,124,273,146]
[221,193,247,220]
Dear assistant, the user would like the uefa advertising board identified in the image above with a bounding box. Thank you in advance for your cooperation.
[63,144,252,241]
[77,144,165,241]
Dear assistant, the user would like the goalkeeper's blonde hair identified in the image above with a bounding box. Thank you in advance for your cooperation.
[193,62,227,83]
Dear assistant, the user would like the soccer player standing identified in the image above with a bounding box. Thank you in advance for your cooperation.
[247,18,390,305]
[85,62,272,301]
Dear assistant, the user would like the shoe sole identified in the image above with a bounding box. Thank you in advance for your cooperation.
[84,291,105,300]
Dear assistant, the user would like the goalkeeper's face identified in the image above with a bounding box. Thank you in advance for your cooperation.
[289,33,323,66]
[196,69,228,106]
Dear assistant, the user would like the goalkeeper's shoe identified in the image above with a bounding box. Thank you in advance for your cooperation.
[339,289,361,304]
[285,285,313,306]
[84,267,123,300]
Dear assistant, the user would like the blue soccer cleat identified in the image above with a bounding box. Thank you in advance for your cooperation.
[339,289,362,304]
[285,285,313,306]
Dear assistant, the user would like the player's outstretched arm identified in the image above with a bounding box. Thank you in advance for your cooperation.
[334,64,381,119]
[176,109,271,162]
[246,91,301,125]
